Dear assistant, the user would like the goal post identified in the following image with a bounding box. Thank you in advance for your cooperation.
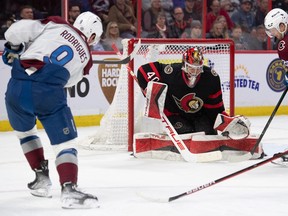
[81,38,235,152]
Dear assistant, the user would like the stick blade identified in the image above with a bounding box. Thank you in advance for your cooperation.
[196,151,223,162]
[226,152,252,162]
[136,191,169,203]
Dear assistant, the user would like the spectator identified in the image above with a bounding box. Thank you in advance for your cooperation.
[101,21,123,51]
[19,5,34,20]
[247,24,267,50]
[68,2,81,25]
[173,0,185,8]
[108,0,137,38]
[220,0,235,16]
[206,20,225,38]
[183,0,202,25]
[91,0,111,27]
[0,14,15,40]
[206,0,234,33]
[147,12,170,38]
[160,0,174,25]
[181,20,202,38]
[272,0,288,13]
[230,24,249,49]
[168,7,190,38]
[255,0,268,26]
[215,15,230,38]
[142,0,152,11]
[142,0,165,37]
[231,0,255,33]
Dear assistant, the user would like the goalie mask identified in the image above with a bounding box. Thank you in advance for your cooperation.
[73,11,103,45]
[264,8,288,39]
[182,47,204,88]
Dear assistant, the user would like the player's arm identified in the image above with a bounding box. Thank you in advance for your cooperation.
[137,61,163,92]
[3,20,45,66]
[203,68,226,123]
[5,19,44,46]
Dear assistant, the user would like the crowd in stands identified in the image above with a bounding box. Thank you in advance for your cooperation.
[0,0,288,51]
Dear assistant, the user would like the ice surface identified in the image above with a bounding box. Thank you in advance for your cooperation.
[1,116,288,216]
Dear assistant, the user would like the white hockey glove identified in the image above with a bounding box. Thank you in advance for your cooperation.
[214,113,251,140]
[2,42,24,66]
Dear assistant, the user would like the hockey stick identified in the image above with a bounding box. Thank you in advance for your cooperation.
[127,67,222,162]
[138,148,288,203]
[227,87,288,162]
[92,39,141,64]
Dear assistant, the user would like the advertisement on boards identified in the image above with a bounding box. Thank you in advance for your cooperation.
[0,52,288,128]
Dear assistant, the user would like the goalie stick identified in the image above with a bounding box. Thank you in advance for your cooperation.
[92,39,141,64]
[138,148,288,203]
[227,87,288,162]
[127,68,222,163]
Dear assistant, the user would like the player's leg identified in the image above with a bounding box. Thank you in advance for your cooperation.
[37,83,98,208]
[5,78,52,198]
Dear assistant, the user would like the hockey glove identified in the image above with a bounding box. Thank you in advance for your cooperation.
[2,42,24,66]
[214,114,251,140]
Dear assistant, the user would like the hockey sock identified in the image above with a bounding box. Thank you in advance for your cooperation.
[55,148,78,185]
[20,135,45,170]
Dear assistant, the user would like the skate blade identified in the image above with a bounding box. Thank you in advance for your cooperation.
[30,188,52,198]
[62,198,100,209]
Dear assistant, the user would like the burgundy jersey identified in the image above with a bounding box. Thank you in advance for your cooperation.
[137,62,225,125]
[277,33,288,62]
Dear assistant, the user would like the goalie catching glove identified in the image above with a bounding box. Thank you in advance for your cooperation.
[214,113,251,140]
[2,42,24,66]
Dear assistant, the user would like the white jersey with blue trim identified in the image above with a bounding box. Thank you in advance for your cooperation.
[4,17,92,87]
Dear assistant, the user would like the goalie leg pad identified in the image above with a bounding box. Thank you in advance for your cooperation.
[133,132,205,161]
[190,134,263,159]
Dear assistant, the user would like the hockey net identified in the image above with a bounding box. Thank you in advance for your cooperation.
[80,38,235,151]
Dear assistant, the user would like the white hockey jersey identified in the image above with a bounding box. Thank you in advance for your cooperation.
[4,16,93,87]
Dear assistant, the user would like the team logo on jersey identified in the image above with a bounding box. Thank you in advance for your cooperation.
[278,40,286,51]
[164,64,173,74]
[172,93,203,113]
[266,58,287,92]
[211,69,218,76]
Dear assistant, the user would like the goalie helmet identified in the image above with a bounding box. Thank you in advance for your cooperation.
[182,47,204,88]
[264,8,288,39]
[73,11,103,45]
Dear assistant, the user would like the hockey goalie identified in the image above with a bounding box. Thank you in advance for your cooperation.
[133,47,264,162]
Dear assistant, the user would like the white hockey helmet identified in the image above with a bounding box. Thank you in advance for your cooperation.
[73,11,103,45]
[264,8,288,38]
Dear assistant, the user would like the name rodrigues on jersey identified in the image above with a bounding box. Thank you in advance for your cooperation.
[60,30,88,63]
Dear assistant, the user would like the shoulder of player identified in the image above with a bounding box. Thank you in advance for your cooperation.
[278,35,288,61]
[41,16,69,25]
[203,65,219,77]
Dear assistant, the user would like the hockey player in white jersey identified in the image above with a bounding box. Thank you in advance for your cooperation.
[2,12,103,209]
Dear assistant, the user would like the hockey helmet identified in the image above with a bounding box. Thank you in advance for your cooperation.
[182,47,204,87]
[73,11,103,45]
[264,8,288,38]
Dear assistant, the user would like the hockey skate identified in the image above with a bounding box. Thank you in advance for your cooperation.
[27,160,52,198]
[61,182,99,209]
[272,154,288,167]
